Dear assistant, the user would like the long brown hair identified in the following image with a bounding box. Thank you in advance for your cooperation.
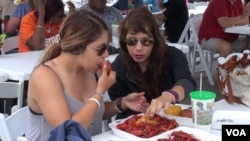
[38,9,110,65]
[119,6,167,100]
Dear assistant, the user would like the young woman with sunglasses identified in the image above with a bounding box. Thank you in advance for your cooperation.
[108,6,196,119]
[25,9,148,140]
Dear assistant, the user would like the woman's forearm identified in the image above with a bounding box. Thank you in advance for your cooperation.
[27,17,45,50]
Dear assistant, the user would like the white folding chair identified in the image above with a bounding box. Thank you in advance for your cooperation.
[0,78,25,114]
[177,13,216,85]
[0,36,19,55]
[0,106,28,141]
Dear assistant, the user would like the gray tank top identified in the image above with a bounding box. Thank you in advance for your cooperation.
[25,93,105,141]
[25,66,105,141]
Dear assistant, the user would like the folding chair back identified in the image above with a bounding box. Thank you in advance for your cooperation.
[0,79,24,114]
[0,106,28,141]
[0,36,19,55]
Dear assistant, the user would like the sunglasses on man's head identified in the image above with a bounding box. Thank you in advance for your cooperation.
[125,38,154,46]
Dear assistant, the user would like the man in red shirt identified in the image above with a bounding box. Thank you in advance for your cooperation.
[199,0,250,57]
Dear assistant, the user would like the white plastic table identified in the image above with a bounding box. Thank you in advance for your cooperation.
[224,25,250,35]
[0,50,118,81]
[0,51,43,81]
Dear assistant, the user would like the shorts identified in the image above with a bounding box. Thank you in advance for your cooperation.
[200,36,248,53]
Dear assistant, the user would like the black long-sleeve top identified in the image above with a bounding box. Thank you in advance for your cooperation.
[108,47,196,119]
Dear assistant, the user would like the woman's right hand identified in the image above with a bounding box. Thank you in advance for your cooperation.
[122,92,149,113]
[96,62,116,93]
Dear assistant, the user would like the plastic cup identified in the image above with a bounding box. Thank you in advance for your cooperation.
[190,91,216,129]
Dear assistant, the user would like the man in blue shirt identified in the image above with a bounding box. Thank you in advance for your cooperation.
[5,1,30,37]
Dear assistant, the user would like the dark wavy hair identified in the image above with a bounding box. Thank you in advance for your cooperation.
[34,0,64,23]
[119,6,168,99]
[38,9,110,65]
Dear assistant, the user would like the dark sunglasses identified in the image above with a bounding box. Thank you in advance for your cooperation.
[90,45,109,56]
[125,38,154,46]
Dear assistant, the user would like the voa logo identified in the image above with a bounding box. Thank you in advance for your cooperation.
[226,129,247,136]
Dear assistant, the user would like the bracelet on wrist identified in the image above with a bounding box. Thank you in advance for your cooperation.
[36,25,44,29]
[91,91,104,98]
[166,90,179,103]
[162,92,176,104]
[166,90,179,102]
[88,98,100,108]
[162,90,179,104]
[115,97,124,113]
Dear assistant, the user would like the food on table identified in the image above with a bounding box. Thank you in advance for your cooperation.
[165,105,182,116]
[101,60,112,74]
[116,114,178,138]
[157,130,201,141]
[180,107,192,118]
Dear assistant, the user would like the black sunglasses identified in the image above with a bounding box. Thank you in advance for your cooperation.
[125,38,154,46]
[90,44,109,56]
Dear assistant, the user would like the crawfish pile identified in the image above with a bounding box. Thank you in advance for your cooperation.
[158,131,201,141]
[116,114,178,138]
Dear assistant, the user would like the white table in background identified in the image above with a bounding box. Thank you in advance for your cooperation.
[92,131,127,141]
[188,5,207,16]
[224,25,250,35]
[63,0,84,14]
[0,50,118,81]
[0,51,43,81]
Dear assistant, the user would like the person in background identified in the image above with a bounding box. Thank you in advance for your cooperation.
[144,0,162,12]
[0,0,15,20]
[18,0,75,52]
[112,0,144,15]
[26,9,148,140]
[4,0,34,37]
[108,6,196,119]
[81,0,123,30]
[199,0,250,58]
[153,0,189,43]
[81,0,124,54]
